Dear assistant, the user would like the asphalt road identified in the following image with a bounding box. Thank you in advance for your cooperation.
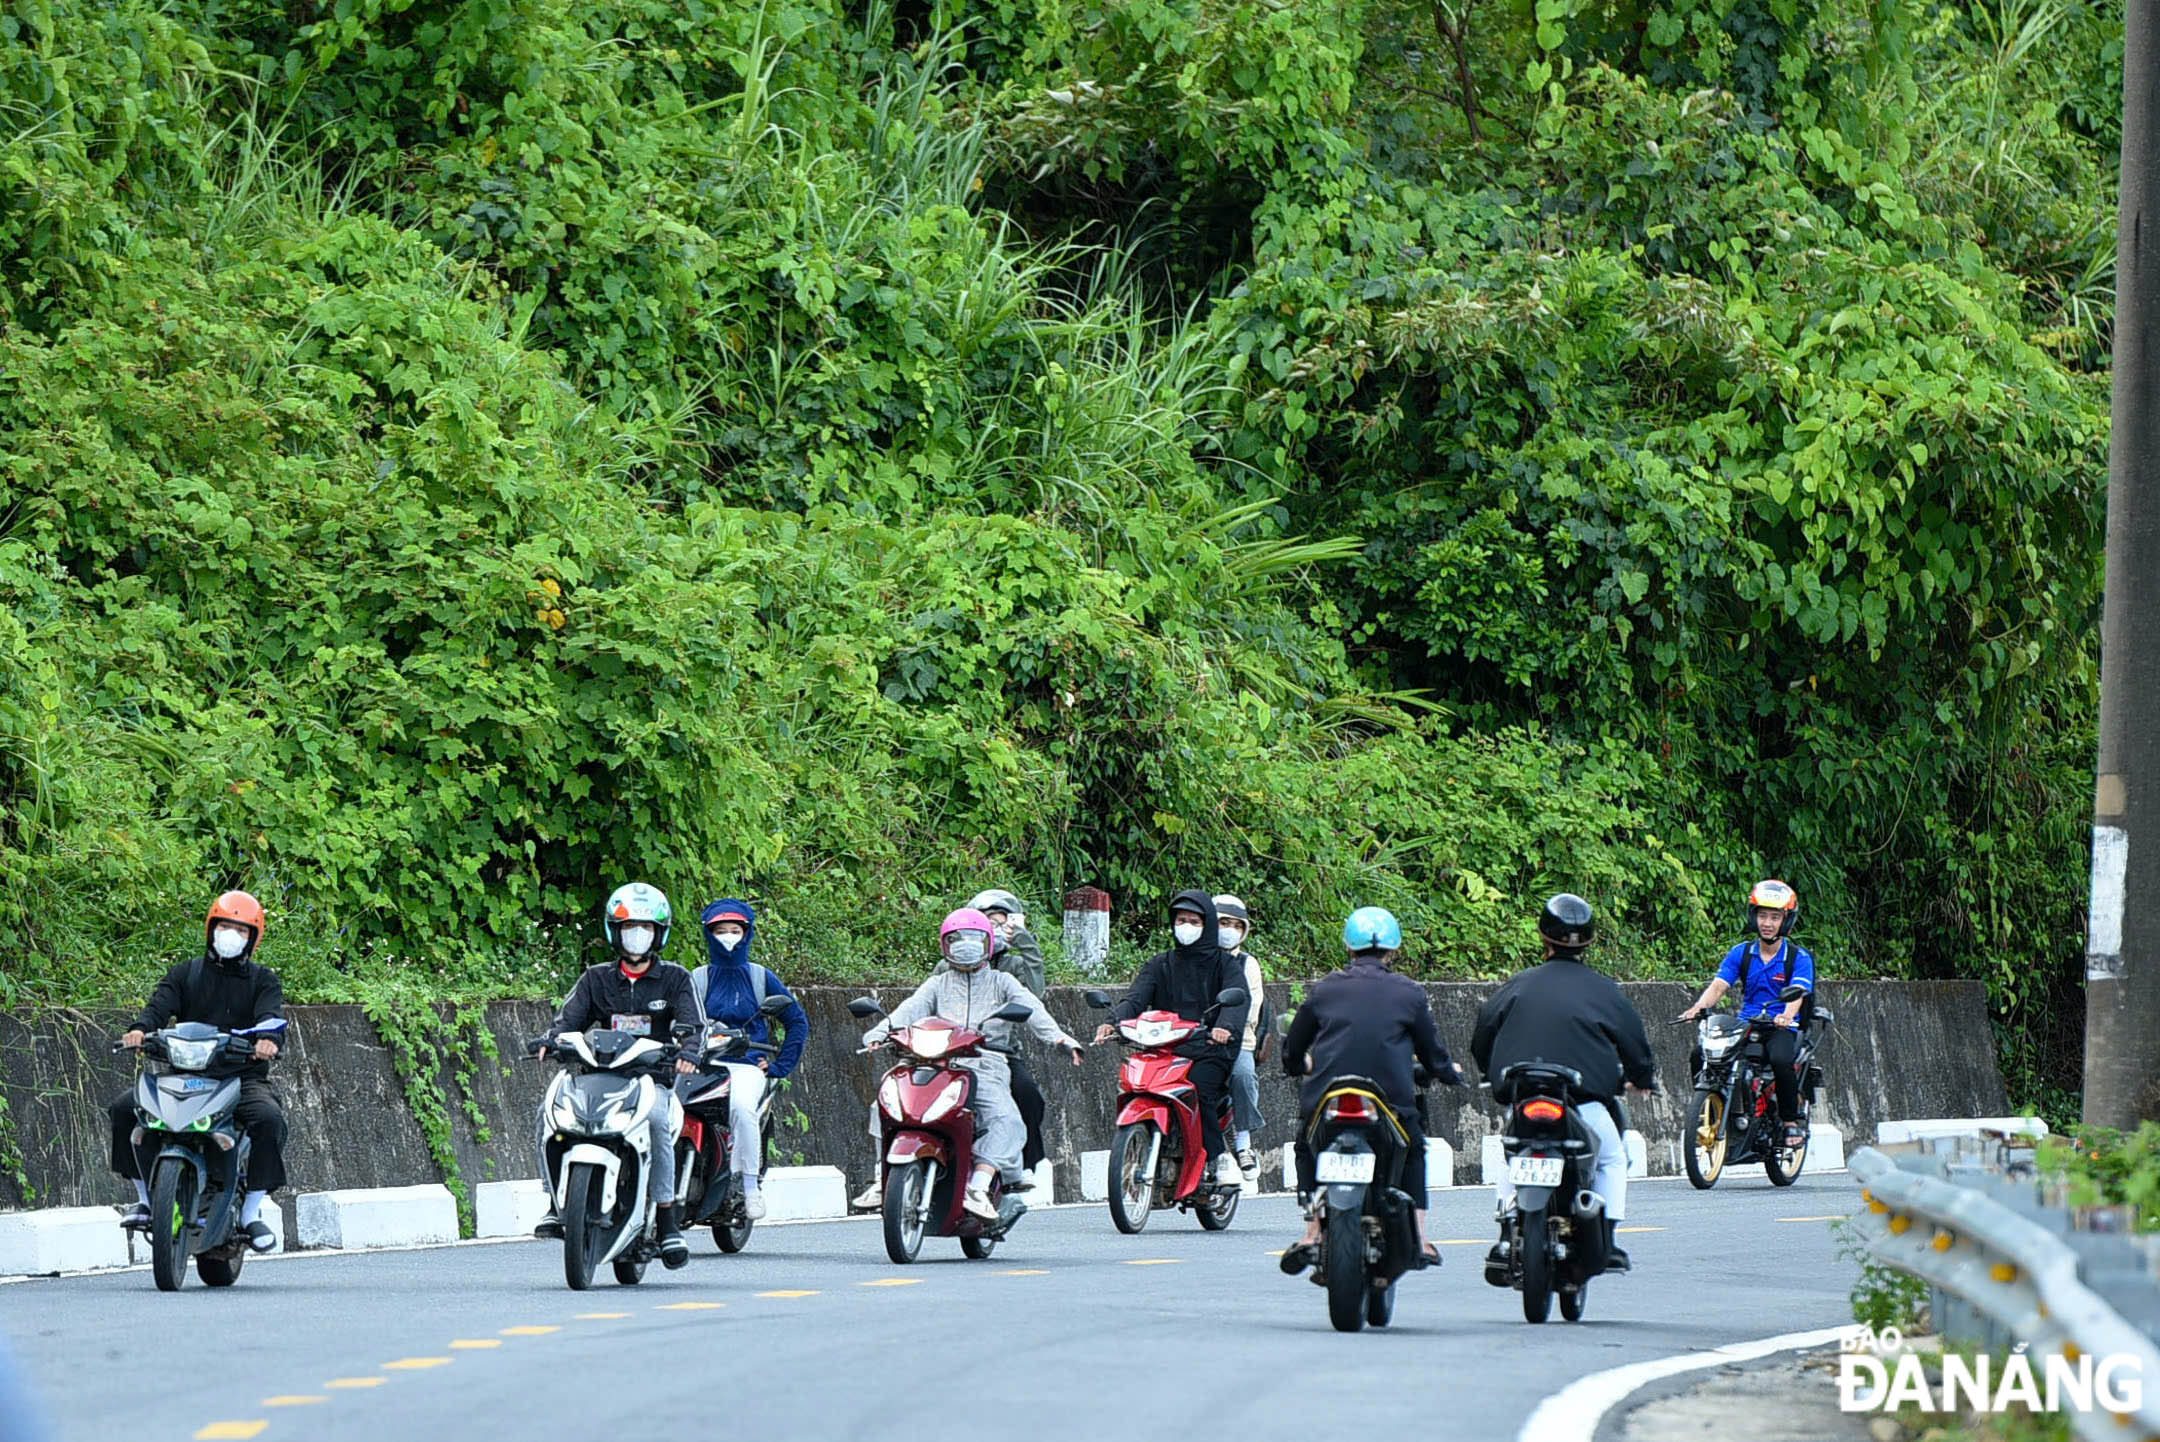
[6,1173,1861,1442]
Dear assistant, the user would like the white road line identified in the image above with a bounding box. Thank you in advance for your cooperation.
[1514,1325,1849,1442]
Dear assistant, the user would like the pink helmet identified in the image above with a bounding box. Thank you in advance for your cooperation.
[940,907,997,971]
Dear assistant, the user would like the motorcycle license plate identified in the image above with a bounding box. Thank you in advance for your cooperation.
[1315,1151,1376,1184]
[609,1014,652,1036]
[1508,1155,1565,1187]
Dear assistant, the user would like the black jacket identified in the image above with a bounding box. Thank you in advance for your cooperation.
[1470,957,1657,1102]
[1110,890,1251,1052]
[1281,958,1458,1117]
[552,960,699,1042]
[130,955,287,1079]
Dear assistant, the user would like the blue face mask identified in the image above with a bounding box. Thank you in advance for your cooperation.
[947,937,988,970]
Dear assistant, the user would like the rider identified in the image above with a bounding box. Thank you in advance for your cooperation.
[1214,894,1267,1174]
[111,891,290,1252]
[1092,891,1251,1189]
[1678,879,1815,1149]
[1471,894,1656,1275]
[860,908,1085,1220]
[689,899,808,1222]
[1277,906,1461,1275]
[531,882,697,1268]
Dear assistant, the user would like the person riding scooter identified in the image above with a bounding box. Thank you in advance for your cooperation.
[531,882,698,1268]
[1278,906,1461,1275]
[689,899,807,1221]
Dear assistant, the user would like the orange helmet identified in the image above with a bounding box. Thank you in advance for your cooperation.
[206,890,266,949]
[1745,879,1797,937]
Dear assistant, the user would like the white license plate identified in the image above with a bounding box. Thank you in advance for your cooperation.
[1508,1155,1565,1187]
[1316,1151,1376,1184]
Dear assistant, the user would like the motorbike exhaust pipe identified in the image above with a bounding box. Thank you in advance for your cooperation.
[1572,1190,1604,1221]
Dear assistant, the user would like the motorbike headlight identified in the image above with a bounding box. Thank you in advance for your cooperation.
[920,1078,968,1125]
[878,1075,904,1121]
[549,1093,581,1131]
[165,1036,218,1071]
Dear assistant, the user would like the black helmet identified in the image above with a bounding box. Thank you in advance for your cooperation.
[1538,893,1595,953]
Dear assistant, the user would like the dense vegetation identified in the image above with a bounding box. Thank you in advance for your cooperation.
[0,0,2119,1110]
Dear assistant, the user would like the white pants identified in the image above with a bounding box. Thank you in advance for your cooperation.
[1492,1098,1627,1222]
[720,1062,765,1178]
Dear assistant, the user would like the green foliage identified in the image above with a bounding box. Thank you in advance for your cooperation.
[1834,1215,1933,1332]
[2039,1124,2160,1232]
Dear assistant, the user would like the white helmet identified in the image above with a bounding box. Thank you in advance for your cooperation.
[603,882,672,955]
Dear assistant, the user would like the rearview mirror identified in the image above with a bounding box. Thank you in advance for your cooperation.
[1083,989,1113,1010]
[1215,987,1248,1009]
[992,1002,1034,1023]
[671,1022,700,1042]
[1778,984,1808,1003]
[759,994,794,1016]
[846,996,884,1019]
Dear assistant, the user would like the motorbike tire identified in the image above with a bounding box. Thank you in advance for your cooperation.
[1107,1122,1156,1235]
[883,1161,928,1265]
[1766,1124,1809,1187]
[1325,1203,1366,1333]
[612,1255,646,1286]
[1519,1207,1552,1324]
[197,1247,245,1288]
[1365,1277,1396,1328]
[1684,1089,1728,1190]
[713,1208,752,1254]
[149,1159,195,1294]
[1560,1279,1588,1322]
[561,1162,603,1292]
[1196,1181,1238,1231]
[961,1232,997,1260]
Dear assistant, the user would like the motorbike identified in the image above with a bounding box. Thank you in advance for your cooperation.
[1082,986,1248,1234]
[115,1019,287,1291]
[674,995,793,1252]
[848,996,1038,1264]
[1483,1063,1619,1323]
[528,1025,689,1290]
[1301,1073,1433,1332]
[1681,983,1831,1189]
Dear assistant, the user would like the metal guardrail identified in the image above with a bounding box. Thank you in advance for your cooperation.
[1850,1144,2160,1442]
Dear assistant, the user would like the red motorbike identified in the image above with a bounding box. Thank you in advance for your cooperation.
[848,996,1038,1264]
[1084,986,1248,1233]
[674,995,793,1252]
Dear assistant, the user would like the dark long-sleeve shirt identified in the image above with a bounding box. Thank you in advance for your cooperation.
[129,956,286,1079]
[1470,958,1656,1102]
[1280,959,1457,1117]
[552,961,699,1042]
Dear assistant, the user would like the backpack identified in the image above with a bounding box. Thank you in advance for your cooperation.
[1252,987,1276,1062]
[689,962,773,1020]
[1736,943,1813,1022]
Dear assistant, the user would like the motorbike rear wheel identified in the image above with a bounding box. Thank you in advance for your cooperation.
[612,1254,647,1286]
[1684,1089,1728,1190]
[197,1245,245,1288]
[883,1162,928,1265]
[1196,1181,1238,1231]
[1325,1203,1367,1333]
[148,1159,195,1294]
[561,1162,604,1291]
[1766,1124,1808,1187]
[1108,1122,1156,1235]
[1519,1207,1552,1324]
[713,1206,753,1253]
[1560,1279,1588,1321]
[961,1231,997,1260]
[1365,1277,1396,1328]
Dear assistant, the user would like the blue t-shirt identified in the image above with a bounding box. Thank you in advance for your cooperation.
[1714,941,1815,1019]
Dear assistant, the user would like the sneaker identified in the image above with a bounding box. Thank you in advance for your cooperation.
[1279,1240,1320,1276]
[743,1189,767,1221]
[962,1187,999,1221]
[849,1181,883,1211]
[120,1203,151,1231]
[532,1210,564,1240]
[244,1220,277,1253]
[1235,1147,1258,1173]
[1214,1154,1243,1186]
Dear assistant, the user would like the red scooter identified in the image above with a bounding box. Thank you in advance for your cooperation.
[674,995,793,1252]
[1084,986,1248,1233]
[848,996,1038,1264]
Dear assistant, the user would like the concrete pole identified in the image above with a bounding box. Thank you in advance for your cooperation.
[2084,0,2160,1127]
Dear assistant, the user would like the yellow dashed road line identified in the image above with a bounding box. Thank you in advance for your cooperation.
[575,1312,630,1320]
[999,1268,1048,1275]
[1616,1226,1665,1234]
[501,1325,560,1336]
[382,1357,452,1370]
[858,1278,922,1287]
[324,1378,385,1390]
[195,1424,267,1440]
[757,1289,820,1298]
[451,1339,503,1349]
[262,1396,327,1407]
[657,1301,726,1310]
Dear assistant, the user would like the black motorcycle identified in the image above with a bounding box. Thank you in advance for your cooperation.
[1300,1074,1432,1333]
[1681,983,1831,1189]
[1483,1063,1616,1323]
[674,996,792,1252]
[115,1021,286,1291]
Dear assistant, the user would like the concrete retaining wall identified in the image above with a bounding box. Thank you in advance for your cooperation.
[0,980,2007,1214]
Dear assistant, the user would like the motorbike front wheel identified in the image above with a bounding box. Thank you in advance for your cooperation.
[1325,1203,1367,1333]
[1108,1123,1156,1235]
[148,1159,196,1293]
[883,1162,929,1265]
[1684,1089,1728,1190]
[1519,1207,1552,1324]
[561,1162,604,1291]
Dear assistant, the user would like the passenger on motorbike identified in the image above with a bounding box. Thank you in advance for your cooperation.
[1092,891,1252,1188]
[1214,894,1268,1175]
[861,908,1085,1220]
[689,899,808,1222]
[1677,879,1814,1150]
[978,889,1053,1178]
[532,882,698,1268]
[1472,894,1656,1274]
[1277,906,1461,1275]
[111,891,289,1252]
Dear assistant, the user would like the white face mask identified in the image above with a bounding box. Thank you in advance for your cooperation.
[1172,921,1204,947]
[210,925,250,960]
[947,936,988,969]
[710,930,743,952]
[618,923,656,957]
[1218,925,1246,950]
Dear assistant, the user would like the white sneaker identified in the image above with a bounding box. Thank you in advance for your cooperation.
[744,1188,767,1221]
[850,1181,883,1210]
[1215,1154,1243,1185]
[962,1187,999,1220]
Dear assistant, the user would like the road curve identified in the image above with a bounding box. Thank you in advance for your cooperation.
[7,1174,1860,1441]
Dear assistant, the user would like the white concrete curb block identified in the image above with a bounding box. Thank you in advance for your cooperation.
[473,1179,552,1239]
[0,1207,132,1276]
[1024,1160,1056,1201]
[1809,1123,1846,1171]
[1623,1129,1648,1179]
[1480,1133,1507,1186]
[1424,1138,1455,1194]
[1877,1116,2049,1145]
[296,1185,458,1250]
[1080,1150,1110,1202]
[758,1165,845,1222]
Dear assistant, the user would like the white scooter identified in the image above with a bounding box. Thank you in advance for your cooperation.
[530,1027,686,1289]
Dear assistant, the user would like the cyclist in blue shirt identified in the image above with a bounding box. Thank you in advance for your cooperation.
[1678,879,1814,1149]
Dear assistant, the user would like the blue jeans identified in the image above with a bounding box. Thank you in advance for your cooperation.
[1230,1049,1263,1136]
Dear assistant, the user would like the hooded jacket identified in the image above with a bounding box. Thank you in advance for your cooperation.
[861,965,1079,1054]
[130,952,287,1080]
[1470,956,1657,1102]
[1109,890,1251,1053]
[689,899,808,1079]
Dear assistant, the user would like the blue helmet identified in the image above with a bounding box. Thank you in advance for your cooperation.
[1343,906,1402,952]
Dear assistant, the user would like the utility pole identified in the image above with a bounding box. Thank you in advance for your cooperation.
[2085,0,2160,1128]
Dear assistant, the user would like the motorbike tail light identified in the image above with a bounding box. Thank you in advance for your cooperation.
[1322,1092,1378,1123]
[1519,1098,1566,1122]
